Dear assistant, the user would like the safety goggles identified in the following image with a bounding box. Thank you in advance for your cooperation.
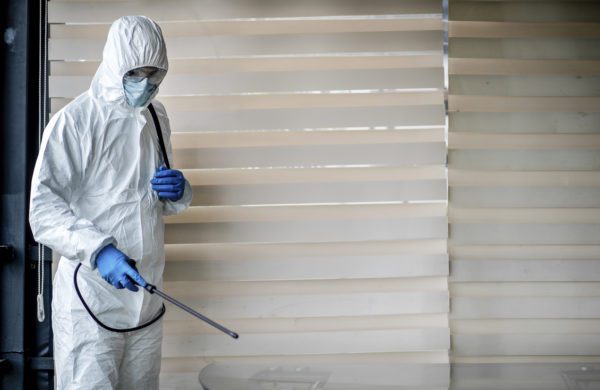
[123,66,167,85]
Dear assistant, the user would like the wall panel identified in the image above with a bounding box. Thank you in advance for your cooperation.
[448,0,600,365]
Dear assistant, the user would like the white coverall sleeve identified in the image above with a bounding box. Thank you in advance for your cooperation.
[156,102,193,216]
[29,112,116,269]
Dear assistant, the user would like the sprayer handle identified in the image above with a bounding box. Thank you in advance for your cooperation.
[126,259,156,293]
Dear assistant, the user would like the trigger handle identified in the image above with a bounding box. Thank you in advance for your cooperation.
[127,259,138,270]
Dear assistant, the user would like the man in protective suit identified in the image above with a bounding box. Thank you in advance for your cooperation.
[29,15,192,389]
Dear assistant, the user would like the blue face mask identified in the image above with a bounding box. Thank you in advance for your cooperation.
[123,77,159,107]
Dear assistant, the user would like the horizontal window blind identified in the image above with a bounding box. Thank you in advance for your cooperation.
[448,0,600,367]
[49,0,449,388]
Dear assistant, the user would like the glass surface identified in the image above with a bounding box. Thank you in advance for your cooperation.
[196,362,600,390]
[123,66,167,85]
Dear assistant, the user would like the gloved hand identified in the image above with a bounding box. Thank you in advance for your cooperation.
[95,244,146,291]
[151,165,186,201]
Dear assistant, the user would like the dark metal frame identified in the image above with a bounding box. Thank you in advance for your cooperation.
[0,0,53,388]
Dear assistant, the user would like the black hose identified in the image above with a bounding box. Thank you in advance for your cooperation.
[73,262,165,333]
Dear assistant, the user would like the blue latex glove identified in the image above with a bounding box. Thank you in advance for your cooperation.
[95,244,146,291]
[151,165,186,201]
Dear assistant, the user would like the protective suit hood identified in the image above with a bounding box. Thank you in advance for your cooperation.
[90,15,168,108]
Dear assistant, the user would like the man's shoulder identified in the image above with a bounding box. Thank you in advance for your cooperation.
[149,99,168,116]
[58,92,94,119]
[48,92,96,137]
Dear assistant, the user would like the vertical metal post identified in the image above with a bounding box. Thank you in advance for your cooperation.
[0,0,32,387]
[0,0,52,388]
[443,0,449,149]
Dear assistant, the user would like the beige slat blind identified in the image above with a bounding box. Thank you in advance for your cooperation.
[448,0,600,366]
[49,0,449,388]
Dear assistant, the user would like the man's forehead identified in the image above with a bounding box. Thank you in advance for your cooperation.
[134,66,158,73]
[125,66,163,77]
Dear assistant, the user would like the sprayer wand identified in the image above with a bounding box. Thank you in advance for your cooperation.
[128,260,239,339]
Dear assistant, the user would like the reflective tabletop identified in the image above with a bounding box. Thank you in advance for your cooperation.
[174,362,600,390]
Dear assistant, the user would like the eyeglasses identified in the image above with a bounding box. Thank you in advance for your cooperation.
[123,66,167,85]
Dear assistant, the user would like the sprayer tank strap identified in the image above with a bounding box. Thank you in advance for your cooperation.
[148,103,171,170]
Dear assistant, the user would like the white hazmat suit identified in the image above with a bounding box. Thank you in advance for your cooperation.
[29,15,192,389]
